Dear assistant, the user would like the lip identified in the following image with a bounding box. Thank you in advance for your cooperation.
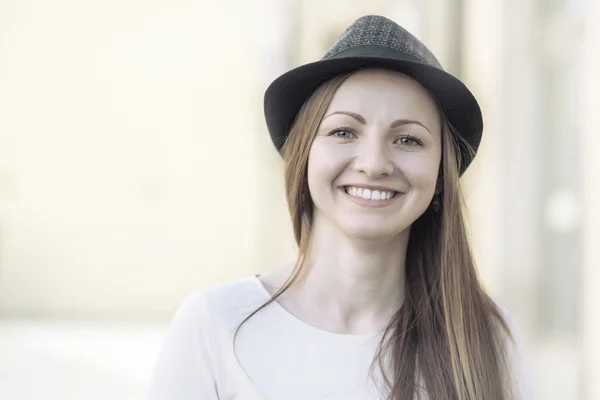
[339,186,403,208]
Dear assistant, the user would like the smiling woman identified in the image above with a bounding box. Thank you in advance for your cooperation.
[148,15,530,400]
[307,70,442,241]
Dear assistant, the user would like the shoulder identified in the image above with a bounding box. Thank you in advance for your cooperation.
[149,276,271,399]
[491,299,533,399]
[178,275,269,334]
[491,300,519,338]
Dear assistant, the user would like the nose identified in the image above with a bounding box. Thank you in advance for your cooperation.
[353,138,395,178]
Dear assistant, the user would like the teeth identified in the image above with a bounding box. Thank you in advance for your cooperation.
[345,186,395,201]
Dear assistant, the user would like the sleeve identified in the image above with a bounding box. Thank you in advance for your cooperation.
[147,290,219,400]
[497,304,534,400]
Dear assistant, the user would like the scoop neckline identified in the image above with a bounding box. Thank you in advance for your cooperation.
[250,274,384,340]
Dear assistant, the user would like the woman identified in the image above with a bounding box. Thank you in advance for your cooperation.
[148,15,530,400]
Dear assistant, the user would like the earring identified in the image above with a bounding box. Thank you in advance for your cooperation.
[430,195,441,212]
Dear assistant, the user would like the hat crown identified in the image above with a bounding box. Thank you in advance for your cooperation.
[322,15,442,69]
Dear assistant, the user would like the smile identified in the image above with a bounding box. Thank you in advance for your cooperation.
[344,186,398,201]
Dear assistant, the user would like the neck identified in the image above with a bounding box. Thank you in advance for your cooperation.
[285,216,409,334]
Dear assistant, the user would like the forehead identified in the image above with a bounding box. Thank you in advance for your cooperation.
[325,69,439,122]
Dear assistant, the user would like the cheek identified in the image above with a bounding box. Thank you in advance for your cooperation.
[307,141,348,191]
[397,152,440,191]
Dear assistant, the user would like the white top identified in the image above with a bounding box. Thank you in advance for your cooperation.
[147,275,531,400]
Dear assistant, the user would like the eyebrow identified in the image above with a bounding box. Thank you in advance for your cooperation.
[323,111,432,134]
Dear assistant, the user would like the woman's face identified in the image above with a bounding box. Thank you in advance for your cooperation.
[307,69,442,240]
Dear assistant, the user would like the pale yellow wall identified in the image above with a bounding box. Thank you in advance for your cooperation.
[0,0,270,318]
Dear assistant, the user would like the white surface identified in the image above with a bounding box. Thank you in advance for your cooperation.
[0,320,166,400]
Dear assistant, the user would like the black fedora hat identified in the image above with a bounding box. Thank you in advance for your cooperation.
[264,15,483,174]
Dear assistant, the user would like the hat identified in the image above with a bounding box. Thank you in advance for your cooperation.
[264,15,483,174]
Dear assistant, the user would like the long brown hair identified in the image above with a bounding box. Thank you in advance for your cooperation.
[236,71,515,400]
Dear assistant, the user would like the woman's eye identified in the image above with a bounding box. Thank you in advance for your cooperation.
[395,136,423,147]
[329,128,355,139]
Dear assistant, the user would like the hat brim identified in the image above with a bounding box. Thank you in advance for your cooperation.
[264,46,483,174]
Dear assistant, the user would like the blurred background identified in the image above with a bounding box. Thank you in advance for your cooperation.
[0,0,598,399]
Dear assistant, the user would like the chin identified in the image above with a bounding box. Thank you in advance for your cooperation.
[338,221,409,242]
